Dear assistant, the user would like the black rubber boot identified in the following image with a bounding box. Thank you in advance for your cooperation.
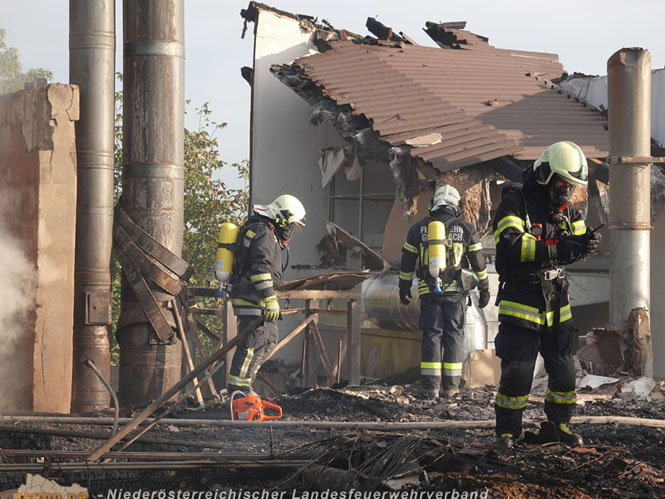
[539,421,583,446]
[495,433,515,449]
[416,377,440,400]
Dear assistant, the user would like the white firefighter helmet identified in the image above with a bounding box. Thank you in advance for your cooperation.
[431,184,461,214]
[533,141,588,188]
[254,194,306,229]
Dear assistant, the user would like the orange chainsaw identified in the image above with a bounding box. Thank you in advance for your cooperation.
[230,391,283,421]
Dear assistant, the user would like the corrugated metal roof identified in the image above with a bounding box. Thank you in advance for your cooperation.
[291,37,609,172]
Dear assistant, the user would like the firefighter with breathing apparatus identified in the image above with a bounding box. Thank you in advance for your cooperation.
[215,194,306,417]
[492,141,602,448]
[399,184,490,399]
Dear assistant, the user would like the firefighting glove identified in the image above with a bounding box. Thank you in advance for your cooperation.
[261,295,280,322]
[478,286,491,309]
[556,235,586,264]
[398,283,412,305]
[582,231,602,258]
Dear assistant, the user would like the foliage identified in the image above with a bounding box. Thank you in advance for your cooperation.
[183,101,249,286]
[0,29,53,95]
[111,82,248,364]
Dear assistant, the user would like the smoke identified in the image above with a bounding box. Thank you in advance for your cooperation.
[0,202,37,412]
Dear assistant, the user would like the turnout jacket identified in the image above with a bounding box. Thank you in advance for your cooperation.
[493,179,587,332]
[399,210,488,299]
[229,215,283,316]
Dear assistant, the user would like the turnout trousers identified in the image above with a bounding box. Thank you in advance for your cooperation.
[228,316,278,394]
[419,295,466,393]
[494,321,578,437]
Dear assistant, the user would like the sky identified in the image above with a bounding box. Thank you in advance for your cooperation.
[2,0,665,185]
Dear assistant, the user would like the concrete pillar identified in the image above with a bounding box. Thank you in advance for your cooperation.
[607,48,652,376]
[608,48,651,325]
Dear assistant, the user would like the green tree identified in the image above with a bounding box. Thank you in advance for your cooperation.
[0,29,53,95]
[111,85,248,363]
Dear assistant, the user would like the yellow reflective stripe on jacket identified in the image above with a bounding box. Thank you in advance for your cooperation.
[499,300,546,326]
[403,242,418,254]
[250,272,271,282]
[545,304,572,326]
[495,392,529,410]
[520,233,537,263]
[468,242,483,253]
[494,215,525,244]
[246,230,256,239]
[399,271,413,281]
[571,220,587,236]
[500,301,572,327]
[545,388,577,404]
[417,280,459,293]
[476,268,488,280]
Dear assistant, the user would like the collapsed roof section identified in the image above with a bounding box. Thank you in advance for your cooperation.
[276,36,609,173]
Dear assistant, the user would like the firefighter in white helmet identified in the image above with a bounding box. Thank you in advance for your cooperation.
[227,194,306,395]
[492,141,601,448]
[399,184,490,399]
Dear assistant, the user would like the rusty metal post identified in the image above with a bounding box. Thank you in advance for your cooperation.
[69,0,115,413]
[607,49,652,365]
[118,0,185,405]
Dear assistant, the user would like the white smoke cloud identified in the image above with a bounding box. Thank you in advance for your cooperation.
[0,198,37,412]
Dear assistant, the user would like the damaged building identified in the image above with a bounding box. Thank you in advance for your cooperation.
[240,2,616,381]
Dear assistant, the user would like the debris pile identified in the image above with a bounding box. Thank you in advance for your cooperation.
[2,382,665,496]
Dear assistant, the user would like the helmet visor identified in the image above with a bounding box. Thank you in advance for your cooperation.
[565,163,588,185]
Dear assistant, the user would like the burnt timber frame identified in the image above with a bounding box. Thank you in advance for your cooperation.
[186,287,363,387]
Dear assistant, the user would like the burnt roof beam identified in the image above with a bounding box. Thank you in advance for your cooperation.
[365,17,406,43]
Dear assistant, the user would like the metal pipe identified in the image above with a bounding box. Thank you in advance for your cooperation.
[83,358,119,435]
[69,0,115,413]
[358,165,364,239]
[118,0,185,405]
[2,415,664,430]
[607,49,651,352]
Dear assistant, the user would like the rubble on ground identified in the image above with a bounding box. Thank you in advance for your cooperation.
[3,378,665,496]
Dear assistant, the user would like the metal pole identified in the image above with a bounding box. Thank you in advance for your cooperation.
[607,48,652,357]
[118,0,185,405]
[69,0,115,413]
[358,166,364,239]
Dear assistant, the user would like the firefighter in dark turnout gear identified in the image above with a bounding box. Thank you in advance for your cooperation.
[227,194,306,395]
[492,141,601,448]
[399,184,490,399]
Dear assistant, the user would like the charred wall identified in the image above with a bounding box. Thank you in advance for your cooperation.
[0,84,79,413]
